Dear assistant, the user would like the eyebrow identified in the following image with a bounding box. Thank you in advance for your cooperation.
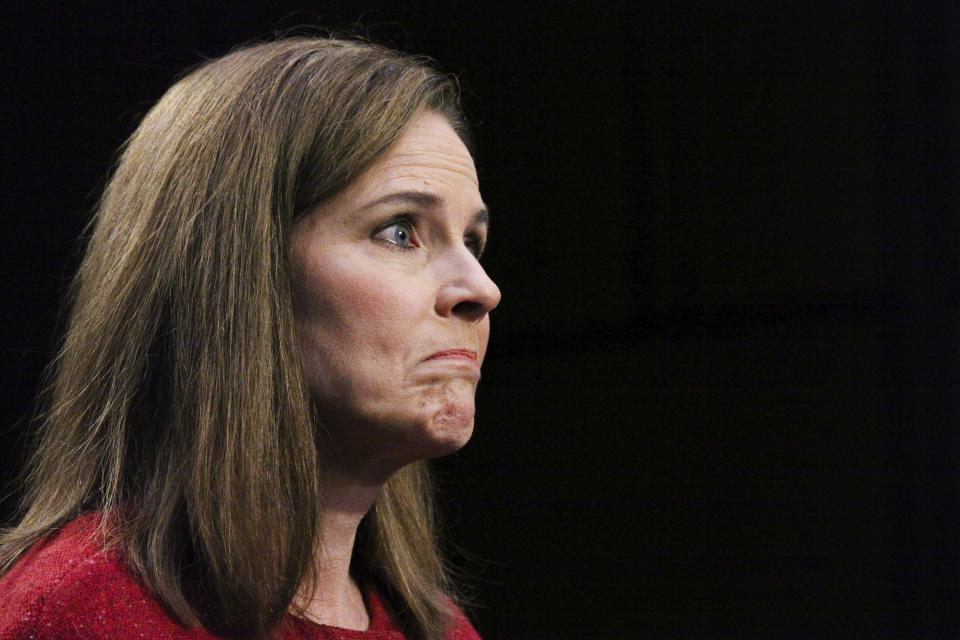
[361,189,490,226]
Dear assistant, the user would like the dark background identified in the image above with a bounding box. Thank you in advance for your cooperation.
[2,2,959,638]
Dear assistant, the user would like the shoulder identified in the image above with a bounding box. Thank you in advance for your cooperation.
[0,514,205,639]
[446,604,482,640]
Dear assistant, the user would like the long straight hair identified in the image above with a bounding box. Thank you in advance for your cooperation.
[0,37,471,640]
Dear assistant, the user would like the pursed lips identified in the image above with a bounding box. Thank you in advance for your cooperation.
[424,348,478,362]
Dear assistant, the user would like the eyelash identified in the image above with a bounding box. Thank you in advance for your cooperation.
[466,233,486,259]
[372,214,487,259]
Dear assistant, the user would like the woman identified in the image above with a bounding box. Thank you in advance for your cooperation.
[0,36,499,640]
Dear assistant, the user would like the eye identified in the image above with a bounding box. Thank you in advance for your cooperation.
[373,216,420,250]
[465,232,486,259]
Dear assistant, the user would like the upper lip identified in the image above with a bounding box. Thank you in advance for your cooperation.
[425,348,478,361]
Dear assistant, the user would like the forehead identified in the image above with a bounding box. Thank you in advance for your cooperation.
[351,112,480,200]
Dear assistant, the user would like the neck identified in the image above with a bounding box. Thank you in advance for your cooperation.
[294,469,384,630]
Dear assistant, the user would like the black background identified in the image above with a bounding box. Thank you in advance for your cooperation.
[2,2,959,638]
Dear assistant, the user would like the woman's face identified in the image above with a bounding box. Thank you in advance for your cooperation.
[289,112,500,480]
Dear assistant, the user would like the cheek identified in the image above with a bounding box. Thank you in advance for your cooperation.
[292,252,420,360]
[478,317,491,364]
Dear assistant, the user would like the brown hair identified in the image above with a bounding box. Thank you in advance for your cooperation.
[0,37,471,640]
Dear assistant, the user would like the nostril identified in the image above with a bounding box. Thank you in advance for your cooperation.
[452,300,485,321]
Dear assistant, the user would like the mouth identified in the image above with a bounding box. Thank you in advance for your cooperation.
[425,348,479,362]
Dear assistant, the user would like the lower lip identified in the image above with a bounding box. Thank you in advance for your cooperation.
[426,349,478,362]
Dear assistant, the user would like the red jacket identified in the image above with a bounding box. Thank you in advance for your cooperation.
[0,514,480,639]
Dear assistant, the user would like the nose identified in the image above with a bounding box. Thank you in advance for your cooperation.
[436,249,501,323]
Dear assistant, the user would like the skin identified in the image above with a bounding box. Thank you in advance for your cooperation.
[288,111,500,629]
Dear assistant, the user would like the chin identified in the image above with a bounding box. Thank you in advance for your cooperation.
[319,393,478,476]
[359,418,472,481]
[426,426,475,459]
[421,406,476,457]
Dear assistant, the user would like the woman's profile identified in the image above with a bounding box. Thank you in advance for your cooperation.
[0,36,499,640]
